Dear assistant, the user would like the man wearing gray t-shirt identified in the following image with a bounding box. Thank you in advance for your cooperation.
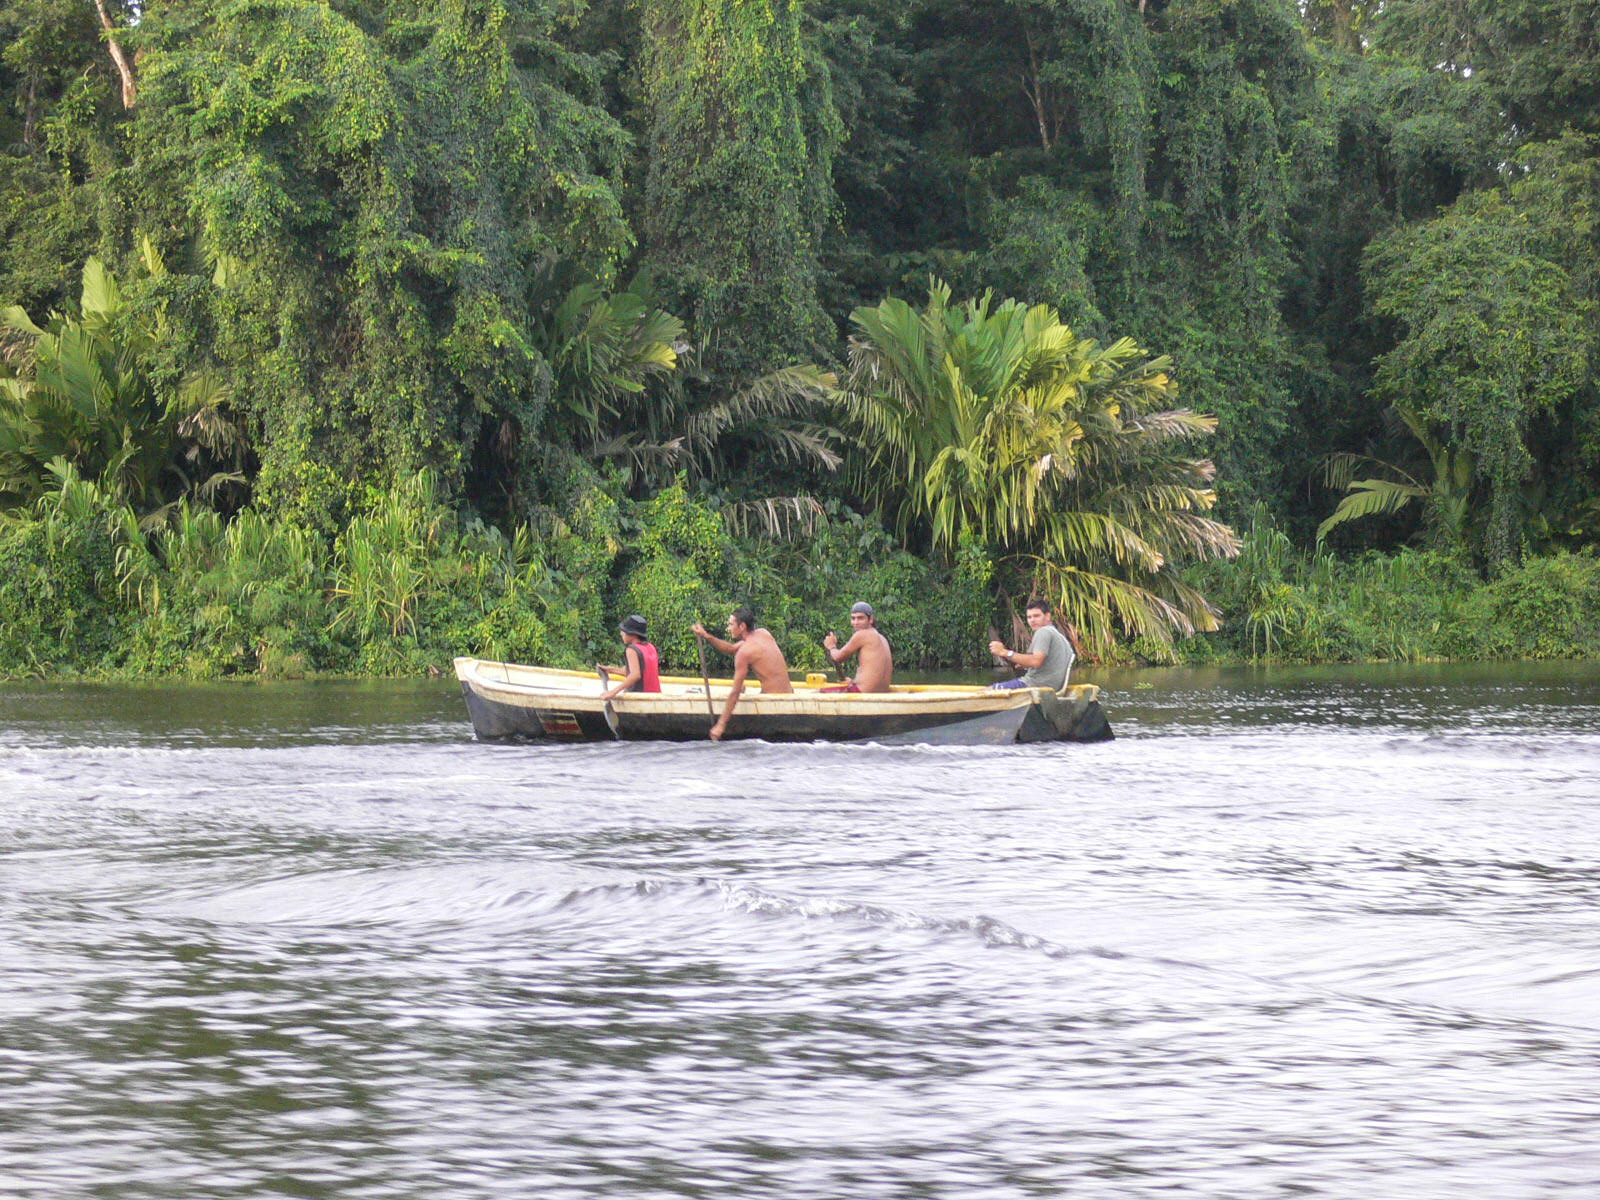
[988,597,1075,691]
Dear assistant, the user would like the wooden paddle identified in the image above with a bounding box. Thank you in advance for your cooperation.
[696,635,716,719]
[594,664,620,739]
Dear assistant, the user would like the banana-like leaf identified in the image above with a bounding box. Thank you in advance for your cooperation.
[78,258,121,329]
[0,257,251,515]
[1316,478,1428,541]
[2,305,46,337]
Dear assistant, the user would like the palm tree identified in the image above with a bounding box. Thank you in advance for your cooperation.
[836,280,1238,651]
[532,262,689,457]
[1316,402,1473,550]
[0,254,246,518]
[514,261,840,540]
[488,261,838,538]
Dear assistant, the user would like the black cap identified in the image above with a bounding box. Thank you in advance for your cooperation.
[619,614,648,637]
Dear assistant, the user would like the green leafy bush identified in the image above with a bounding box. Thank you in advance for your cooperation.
[1179,506,1480,663]
[115,503,332,677]
[333,471,592,674]
[612,480,731,671]
[4,475,1594,682]
[0,470,127,675]
[1450,553,1600,660]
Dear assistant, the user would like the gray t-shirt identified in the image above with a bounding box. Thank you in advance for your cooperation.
[1023,624,1074,690]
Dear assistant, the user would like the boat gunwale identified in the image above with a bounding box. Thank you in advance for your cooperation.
[453,656,1088,714]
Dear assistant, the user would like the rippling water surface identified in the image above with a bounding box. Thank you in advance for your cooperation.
[4,664,1599,1199]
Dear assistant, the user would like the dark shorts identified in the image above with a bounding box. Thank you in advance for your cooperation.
[819,681,861,693]
[988,677,1031,690]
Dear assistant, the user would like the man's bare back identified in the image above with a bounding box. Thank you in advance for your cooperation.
[733,628,794,695]
[692,610,793,740]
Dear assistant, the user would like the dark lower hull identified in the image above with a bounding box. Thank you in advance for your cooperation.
[1016,688,1115,743]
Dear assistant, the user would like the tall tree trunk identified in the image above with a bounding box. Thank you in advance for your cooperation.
[1021,30,1053,151]
[22,74,39,147]
[93,0,137,109]
[1330,0,1360,54]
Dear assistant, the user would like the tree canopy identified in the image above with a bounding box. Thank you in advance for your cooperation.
[4,0,1600,653]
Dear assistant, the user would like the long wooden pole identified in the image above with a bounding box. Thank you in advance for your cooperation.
[696,637,716,719]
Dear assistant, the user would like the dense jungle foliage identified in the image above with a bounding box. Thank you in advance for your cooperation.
[3,0,1599,678]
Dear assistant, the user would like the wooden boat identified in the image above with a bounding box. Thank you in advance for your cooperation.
[455,657,1113,746]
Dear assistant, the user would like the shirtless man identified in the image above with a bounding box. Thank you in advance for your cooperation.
[822,601,893,693]
[691,607,793,741]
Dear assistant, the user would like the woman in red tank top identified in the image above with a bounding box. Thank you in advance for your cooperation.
[600,614,661,699]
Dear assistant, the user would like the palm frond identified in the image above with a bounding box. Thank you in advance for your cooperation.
[1316,477,1428,541]
[1120,508,1241,562]
[722,365,837,420]
[195,470,249,504]
[1040,510,1166,573]
[1021,555,1199,651]
[2,304,47,339]
[1145,571,1224,634]
[721,495,825,540]
[1321,452,1422,493]
[758,426,844,472]
[682,367,842,477]
[1122,408,1218,442]
[587,433,686,473]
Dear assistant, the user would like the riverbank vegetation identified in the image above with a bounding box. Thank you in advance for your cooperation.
[3,0,1599,679]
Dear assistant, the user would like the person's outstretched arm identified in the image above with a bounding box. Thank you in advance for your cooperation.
[710,651,750,740]
[693,622,739,655]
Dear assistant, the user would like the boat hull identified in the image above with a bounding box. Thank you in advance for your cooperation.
[462,680,1031,744]
[456,658,1112,746]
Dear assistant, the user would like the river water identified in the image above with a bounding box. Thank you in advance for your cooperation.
[3,664,1598,1199]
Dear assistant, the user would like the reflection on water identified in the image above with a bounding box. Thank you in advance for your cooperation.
[3,664,1599,1198]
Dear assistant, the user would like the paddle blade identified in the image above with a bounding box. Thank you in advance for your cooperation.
[596,664,621,739]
